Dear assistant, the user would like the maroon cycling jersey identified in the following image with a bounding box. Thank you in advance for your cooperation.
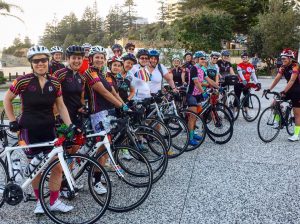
[49,60,65,75]
[84,66,113,114]
[54,67,85,120]
[9,73,62,129]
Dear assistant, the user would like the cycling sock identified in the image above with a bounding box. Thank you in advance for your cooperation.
[34,189,39,201]
[94,172,101,184]
[189,130,194,140]
[50,191,59,206]
[274,114,280,122]
[294,126,300,136]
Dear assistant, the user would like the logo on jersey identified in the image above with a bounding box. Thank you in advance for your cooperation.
[77,78,82,84]
[49,86,53,92]
[66,77,73,83]
[247,67,252,73]
[28,85,37,92]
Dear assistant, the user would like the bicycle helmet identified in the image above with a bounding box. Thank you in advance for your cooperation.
[89,45,107,57]
[194,51,206,59]
[149,49,160,58]
[125,42,135,50]
[221,50,230,56]
[66,45,85,57]
[121,53,137,64]
[82,43,92,49]
[27,45,51,60]
[172,55,181,61]
[111,44,123,52]
[280,48,295,58]
[50,46,63,54]
[107,56,123,67]
[184,52,193,58]
[241,51,249,57]
[210,51,221,58]
[136,49,149,58]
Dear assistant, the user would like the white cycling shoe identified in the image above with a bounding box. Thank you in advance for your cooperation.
[34,201,44,214]
[50,199,74,213]
[288,135,299,142]
[94,182,107,195]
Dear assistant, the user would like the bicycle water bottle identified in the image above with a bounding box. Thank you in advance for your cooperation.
[24,153,43,177]
[12,159,23,183]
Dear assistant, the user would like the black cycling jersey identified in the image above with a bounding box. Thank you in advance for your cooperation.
[217,60,232,76]
[183,61,194,83]
[115,73,131,101]
[171,67,183,86]
[49,60,65,75]
[280,62,300,90]
[54,67,84,122]
[84,66,114,114]
[9,73,61,129]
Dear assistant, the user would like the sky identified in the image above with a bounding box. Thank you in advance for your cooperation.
[0,0,160,48]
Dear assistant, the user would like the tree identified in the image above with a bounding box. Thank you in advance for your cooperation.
[174,9,234,51]
[23,36,31,47]
[104,6,124,45]
[123,0,137,31]
[0,0,23,22]
[157,0,169,27]
[247,0,300,74]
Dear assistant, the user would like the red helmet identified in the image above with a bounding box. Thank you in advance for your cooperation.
[280,48,295,58]
[107,56,123,67]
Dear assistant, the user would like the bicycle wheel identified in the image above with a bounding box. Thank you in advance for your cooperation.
[0,158,8,208]
[216,103,234,124]
[257,106,281,143]
[39,154,111,224]
[242,94,261,122]
[95,146,153,212]
[120,130,168,184]
[207,129,233,144]
[179,109,206,151]
[286,107,295,136]
[1,101,21,139]
[162,114,189,158]
[203,107,233,137]
[228,92,240,121]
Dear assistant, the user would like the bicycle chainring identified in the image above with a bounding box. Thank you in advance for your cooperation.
[3,183,24,206]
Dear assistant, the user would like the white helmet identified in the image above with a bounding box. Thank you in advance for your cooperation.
[89,45,107,56]
[27,45,51,60]
[172,55,181,61]
[50,46,63,54]
[82,43,92,49]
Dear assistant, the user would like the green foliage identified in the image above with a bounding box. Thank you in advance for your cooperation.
[0,71,6,84]
[173,9,234,51]
[247,0,300,74]
[3,36,32,56]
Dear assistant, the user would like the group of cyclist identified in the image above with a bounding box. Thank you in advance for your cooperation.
[2,41,300,214]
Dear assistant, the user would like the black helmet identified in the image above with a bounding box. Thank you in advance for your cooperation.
[121,53,137,64]
[111,44,123,52]
[136,49,149,58]
[125,42,135,50]
[241,51,249,57]
[66,45,85,57]
[184,52,193,58]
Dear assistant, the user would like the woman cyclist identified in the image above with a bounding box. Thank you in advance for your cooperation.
[84,45,128,194]
[204,51,221,86]
[170,55,184,87]
[4,45,75,214]
[265,48,300,142]
[111,44,123,57]
[217,50,236,84]
[49,46,65,75]
[186,51,220,146]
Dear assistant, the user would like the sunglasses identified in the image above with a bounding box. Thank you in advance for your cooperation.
[31,58,49,64]
[128,48,135,51]
[199,58,206,60]
[140,57,149,60]
[113,50,121,52]
[281,57,289,60]
[212,57,219,60]
[242,56,248,59]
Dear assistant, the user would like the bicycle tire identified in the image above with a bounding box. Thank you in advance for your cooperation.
[39,154,111,224]
[0,158,8,208]
[285,107,295,136]
[257,106,281,143]
[206,128,233,144]
[1,101,22,139]
[242,94,261,122]
[95,146,153,212]
[227,92,240,121]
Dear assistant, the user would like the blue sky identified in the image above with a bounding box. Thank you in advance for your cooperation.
[0,0,159,48]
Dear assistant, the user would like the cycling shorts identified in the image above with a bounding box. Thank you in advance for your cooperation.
[187,94,204,107]
[19,126,56,159]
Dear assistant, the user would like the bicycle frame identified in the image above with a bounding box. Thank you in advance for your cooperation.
[0,140,76,194]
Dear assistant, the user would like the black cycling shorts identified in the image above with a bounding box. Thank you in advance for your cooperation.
[19,126,56,159]
[286,92,300,108]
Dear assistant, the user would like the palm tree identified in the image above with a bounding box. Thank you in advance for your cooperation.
[0,0,23,22]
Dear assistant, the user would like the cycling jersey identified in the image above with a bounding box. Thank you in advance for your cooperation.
[84,66,113,114]
[49,60,65,75]
[9,73,62,129]
[183,61,194,83]
[187,64,207,95]
[105,72,118,90]
[206,62,219,81]
[133,66,151,100]
[54,67,85,122]
[78,58,90,75]
[147,64,168,94]
[171,67,183,86]
[116,73,132,101]
[237,62,257,83]
[217,60,232,76]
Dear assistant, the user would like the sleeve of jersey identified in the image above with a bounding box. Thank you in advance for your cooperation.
[292,64,299,76]
[190,67,198,80]
[84,70,101,86]
[54,70,66,83]
[237,65,245,80]
[9,76,28,95]
[49,78,62,97]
